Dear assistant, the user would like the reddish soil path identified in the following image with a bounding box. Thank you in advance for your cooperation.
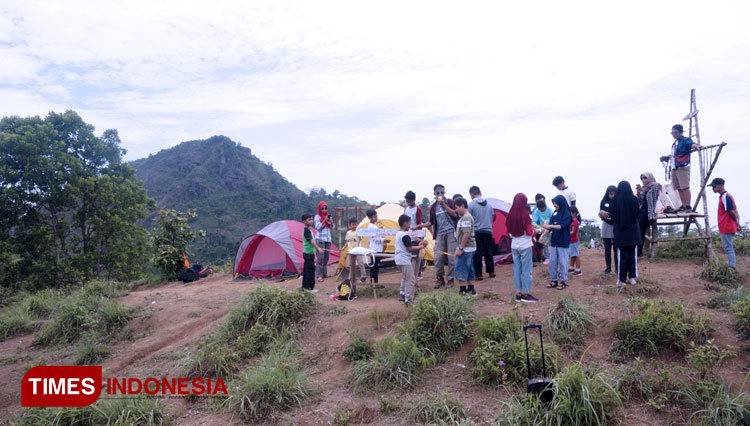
[0,249,747,425]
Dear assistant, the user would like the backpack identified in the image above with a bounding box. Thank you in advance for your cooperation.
[337,280,356,300]
[178,268,198,283]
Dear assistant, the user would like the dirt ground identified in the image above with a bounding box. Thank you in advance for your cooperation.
[0,248,747,425]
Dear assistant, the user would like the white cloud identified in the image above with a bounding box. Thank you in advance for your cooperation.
[1,0,749,224]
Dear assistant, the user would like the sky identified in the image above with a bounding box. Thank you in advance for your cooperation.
[1,0,748,227]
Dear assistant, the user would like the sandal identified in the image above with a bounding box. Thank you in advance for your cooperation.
[547,281,558,289]
[557,282,569,290]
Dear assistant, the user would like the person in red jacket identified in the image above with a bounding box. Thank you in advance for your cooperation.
[709,178,740,268]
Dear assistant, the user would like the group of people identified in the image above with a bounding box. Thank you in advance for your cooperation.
[298,124,741,303]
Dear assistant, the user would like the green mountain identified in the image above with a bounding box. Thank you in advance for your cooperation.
[130,135,368,264]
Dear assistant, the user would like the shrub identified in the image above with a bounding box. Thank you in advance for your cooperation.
[545,297,597,347]
[406,292,474,357]
[75,336,110,365]
[183,341,240,379]
[407,393,469,425]
[707,286,750,309]
[343,331,374,361]
[735,226,750,256]
[235,323,273,359]
[612,298,713,359]
[700,261,741,289]
[498,364,621,426]
[22,289,62,318]
[352,335,433,390]
[471,312,558,387]
[227,341,317,420]
[12,396,167,425]
[731,294,750,338]
[221,286,315,339]
[686,340,736,380]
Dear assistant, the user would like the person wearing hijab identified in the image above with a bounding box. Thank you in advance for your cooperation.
[314,201,333,281]
[541,195,572,290]
[611,181,642,286]
[598,185,618,274]
[507,193,538,302]
[637,172,662,257]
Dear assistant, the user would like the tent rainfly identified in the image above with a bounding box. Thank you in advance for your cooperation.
[234,220,340,279]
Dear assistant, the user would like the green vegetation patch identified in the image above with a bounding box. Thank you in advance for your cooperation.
[545,297,597,348]
[407,392,470,425]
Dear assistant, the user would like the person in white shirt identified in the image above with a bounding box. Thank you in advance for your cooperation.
[553,176,576,207]
[366,209,385,284]
[395,215,428,306]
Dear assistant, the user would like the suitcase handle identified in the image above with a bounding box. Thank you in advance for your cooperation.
[523,323,547,380]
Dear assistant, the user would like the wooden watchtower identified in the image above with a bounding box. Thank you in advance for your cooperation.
[646,89,727,259]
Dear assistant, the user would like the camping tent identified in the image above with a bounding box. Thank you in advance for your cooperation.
[487,198,511,253]
[337,203,435,271]
[234,220,340,279]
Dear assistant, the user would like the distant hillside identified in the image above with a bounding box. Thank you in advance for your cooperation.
[130,135,369,264]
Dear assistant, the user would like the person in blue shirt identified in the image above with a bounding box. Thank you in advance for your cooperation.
[541,195,572,290]
[662,124,702,212]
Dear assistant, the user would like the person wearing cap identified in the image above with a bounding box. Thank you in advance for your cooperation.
[709,178,740,268]
[662,124,701,213]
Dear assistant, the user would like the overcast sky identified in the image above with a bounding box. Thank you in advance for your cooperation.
[2,0,748,226]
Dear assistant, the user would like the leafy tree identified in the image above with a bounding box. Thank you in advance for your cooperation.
[151,209,204,280]
[578,219,600,245]
[420,197,431,210]
[0,111,155,289]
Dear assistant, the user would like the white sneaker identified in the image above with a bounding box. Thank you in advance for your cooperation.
[311,289,319,293]
[616,280,626,287]
[627,278,637,285]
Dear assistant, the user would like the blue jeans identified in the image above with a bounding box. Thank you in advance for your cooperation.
[721,233,736,267]
[512,247,533,293]
[454,250,476,282]
[549,246,569,282]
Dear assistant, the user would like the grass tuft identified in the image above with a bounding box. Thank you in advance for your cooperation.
[407,392,469,425]
[226,340,318,420]
[707,286,750,310]
[612,297,713,359]
[343,331,374,361]
[12,395,167,425]
[75,336,110,365]
[545,297,597,347]
[700,261,742,289]
[405,291,474,357]
[352,335,433,390]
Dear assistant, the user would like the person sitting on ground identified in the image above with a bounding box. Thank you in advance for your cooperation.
[453,197,477,296]
[532,194,553,264]
[417,184,458,289]
[507,193,538,303]
[345,218,366,283]
[661,124,703,213]
[542,195,572,290]
[709,178,741,269]
[301,214,324,292]
[568,206,582,276]
[395,215,429,306]
[468,186,496,281]
[366,209,385,284]
[314,201,333,281]
[611,181,642,286]
[599,185,618,274]
[637,172,661,257]
[552,176,576,207]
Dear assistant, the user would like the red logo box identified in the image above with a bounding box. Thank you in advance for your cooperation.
[22,366,102,407]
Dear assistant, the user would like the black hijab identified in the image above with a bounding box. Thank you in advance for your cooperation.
[600,185,616,224]
[612,181,639,228]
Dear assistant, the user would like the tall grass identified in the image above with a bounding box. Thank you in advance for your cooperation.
[700,261,742,289]
[352,335,432,390]
[12,396,167,425]
[407,393,470,425]
[612,297,713,359]
[405,291,474,357]
[707,286,750,310]
[226,340,318,421]
[545,297,597,347]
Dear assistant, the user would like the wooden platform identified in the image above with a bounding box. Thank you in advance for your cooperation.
[656,212,704,219]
